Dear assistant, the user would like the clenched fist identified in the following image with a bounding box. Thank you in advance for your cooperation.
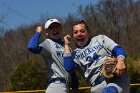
[64,35,71,45]
[36,26,43,33]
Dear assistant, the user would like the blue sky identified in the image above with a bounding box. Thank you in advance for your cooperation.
[0,0,98,29]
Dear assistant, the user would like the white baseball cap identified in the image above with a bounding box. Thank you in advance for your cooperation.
[44,19,60,29]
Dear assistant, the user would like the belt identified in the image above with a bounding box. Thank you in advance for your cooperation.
[91,76,104,86]
[49,78,66,84]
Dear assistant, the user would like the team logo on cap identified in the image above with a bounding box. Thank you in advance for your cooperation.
[50,19,53,22]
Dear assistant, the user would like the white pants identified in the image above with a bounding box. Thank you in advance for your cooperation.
[46,80,69,93]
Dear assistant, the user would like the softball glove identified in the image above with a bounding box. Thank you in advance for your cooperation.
[102,55,117,79]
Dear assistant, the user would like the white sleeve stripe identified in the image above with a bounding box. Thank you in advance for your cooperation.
[63,53,71,57]
[117,55,125,59]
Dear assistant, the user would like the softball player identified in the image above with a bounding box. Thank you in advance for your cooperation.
[63,20,130,93]
[28,19,78,93]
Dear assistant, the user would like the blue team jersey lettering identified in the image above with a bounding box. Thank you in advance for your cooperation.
[54,43,63,48]
[56,51,64,57]
[86,52,100,63]
[75,44,104,59]
[54,43,64,57]
[86,56,93,63]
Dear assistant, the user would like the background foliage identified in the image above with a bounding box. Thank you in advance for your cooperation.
[10,59,47,91]
[0,0,140,92]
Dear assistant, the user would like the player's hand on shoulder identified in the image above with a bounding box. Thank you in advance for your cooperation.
[36,26,43,33]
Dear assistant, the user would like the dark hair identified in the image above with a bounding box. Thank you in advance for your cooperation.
[72,20,89,32]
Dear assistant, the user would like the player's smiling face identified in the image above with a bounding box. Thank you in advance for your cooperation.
[73,24,89,46]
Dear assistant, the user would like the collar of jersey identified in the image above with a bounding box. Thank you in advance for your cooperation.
[76,38,91,49]
[49,37,64,46]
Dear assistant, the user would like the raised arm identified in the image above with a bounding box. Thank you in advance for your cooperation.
[63,35,77,72]
[28,26,43,54]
